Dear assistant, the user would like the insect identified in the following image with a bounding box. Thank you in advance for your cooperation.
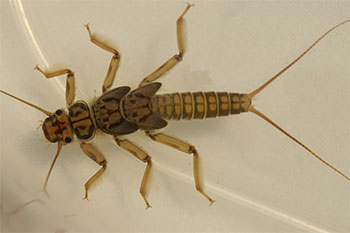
[1,3,349,209]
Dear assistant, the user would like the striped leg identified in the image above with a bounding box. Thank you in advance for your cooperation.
[84,24,120,93]
[80,142,107,200]
[114,137,153,209]
[34,65,74,106]
[145,131,215,205]
[139,3,193,86]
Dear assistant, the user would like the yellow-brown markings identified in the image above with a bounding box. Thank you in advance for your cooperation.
[152,92,251,120]
[217,92,230,116]
[104,100,119,110]
[157,95,165,117]
[70,107,89,122]
[205,92,218,118]
[164,94,173,120]
[193,92,206,119]
[171,93,182,120]
[182,92,193,120]
[69,101,95,140]
[230,93,241,114]
[72,119,94,139]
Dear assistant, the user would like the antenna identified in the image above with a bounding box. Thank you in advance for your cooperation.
[44,143,63,197]
[0,90,52,116]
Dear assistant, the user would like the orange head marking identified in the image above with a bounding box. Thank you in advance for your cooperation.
[42,109,74,145]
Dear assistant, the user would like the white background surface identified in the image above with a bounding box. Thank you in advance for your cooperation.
[1,0,349,232]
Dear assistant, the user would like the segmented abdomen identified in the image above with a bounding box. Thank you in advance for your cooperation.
[150,92,251,120]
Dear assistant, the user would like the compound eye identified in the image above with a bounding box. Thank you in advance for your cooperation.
[55,109,63,115]
[64,136,72,143]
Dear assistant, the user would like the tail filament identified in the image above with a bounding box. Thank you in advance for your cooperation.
[248,20,349,181]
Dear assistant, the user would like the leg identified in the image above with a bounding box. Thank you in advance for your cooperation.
[145,131,214,205]
[34,65,74,106]
[139,3,193,86]
[80,142,107,200]
[84,24,120,93]
[114,136,152,209]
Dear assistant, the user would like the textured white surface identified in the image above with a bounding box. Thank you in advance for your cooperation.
[1,0,349,232]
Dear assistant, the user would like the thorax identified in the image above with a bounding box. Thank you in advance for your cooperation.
[68,100,96,141]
